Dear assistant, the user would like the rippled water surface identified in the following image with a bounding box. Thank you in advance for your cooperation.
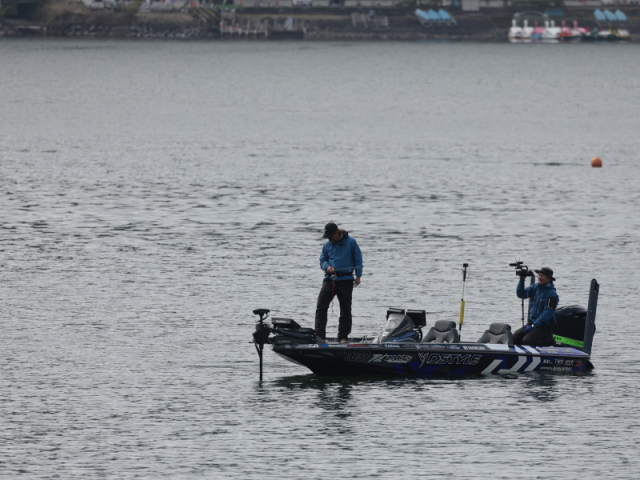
[1,40,640,479]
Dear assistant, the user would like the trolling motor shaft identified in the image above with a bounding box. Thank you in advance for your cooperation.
[252,308,271,381]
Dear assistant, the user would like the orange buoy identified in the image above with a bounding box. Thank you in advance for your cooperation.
[591,157,602,168]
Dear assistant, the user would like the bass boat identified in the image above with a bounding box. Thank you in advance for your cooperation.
[252,279,598,379]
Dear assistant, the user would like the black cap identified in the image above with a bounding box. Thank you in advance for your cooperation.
[322,222,338,239]
[535,267,555,281]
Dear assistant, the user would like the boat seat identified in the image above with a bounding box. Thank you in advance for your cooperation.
[477,323,513,345]
[421,320,460,344]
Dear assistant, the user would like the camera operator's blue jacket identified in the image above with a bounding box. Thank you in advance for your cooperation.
[319,231,363,281]
[517,278,559,327]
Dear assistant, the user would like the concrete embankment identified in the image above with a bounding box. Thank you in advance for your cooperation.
[2,3,640,41]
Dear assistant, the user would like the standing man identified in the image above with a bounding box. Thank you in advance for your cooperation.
[315,222,363,344]
[512,267,559,346]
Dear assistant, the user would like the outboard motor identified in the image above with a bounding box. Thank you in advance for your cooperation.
[552,279,599,354]
[553,305,592,350]
[377,312,420,343]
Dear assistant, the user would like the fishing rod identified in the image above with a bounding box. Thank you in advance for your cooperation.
[458,263,468,340]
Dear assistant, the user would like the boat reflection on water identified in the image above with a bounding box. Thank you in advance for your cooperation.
[270,376,356,420]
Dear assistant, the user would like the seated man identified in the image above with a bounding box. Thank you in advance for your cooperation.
[512,267,558,346]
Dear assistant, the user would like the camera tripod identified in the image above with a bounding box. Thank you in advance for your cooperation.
[510,261,535,328]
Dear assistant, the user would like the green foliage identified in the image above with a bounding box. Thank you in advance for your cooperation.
[1,5,19,18]
[45,4,59,23]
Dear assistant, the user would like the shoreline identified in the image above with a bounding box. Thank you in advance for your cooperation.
[2,5,640,41]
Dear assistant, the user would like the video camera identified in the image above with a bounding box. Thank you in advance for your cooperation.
[510,261,534,278]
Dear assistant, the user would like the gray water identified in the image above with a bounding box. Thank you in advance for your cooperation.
[1,39,640,479]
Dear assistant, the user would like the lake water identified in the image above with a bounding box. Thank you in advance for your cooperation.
[1,39,640,479]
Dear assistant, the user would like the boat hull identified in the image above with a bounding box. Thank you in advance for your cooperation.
[272,341,592,378]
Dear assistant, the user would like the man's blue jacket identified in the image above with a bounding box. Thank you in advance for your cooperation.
[517,278,559,327]
[319,231,363,281]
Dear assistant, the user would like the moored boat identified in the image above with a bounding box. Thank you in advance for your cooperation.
[559,20,582,42]
[611,28,631,41]
[542,20,561,42]
[508,19,524,42]
[583,27,624,42]
[531,20,545,41]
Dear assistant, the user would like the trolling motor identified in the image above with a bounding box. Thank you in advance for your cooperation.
[253,308,272,381]
[252,309,319,380]
[510,261,534,328]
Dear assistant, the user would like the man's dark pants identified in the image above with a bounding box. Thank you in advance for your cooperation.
[315,279,353,341]
[512,324,555,346]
